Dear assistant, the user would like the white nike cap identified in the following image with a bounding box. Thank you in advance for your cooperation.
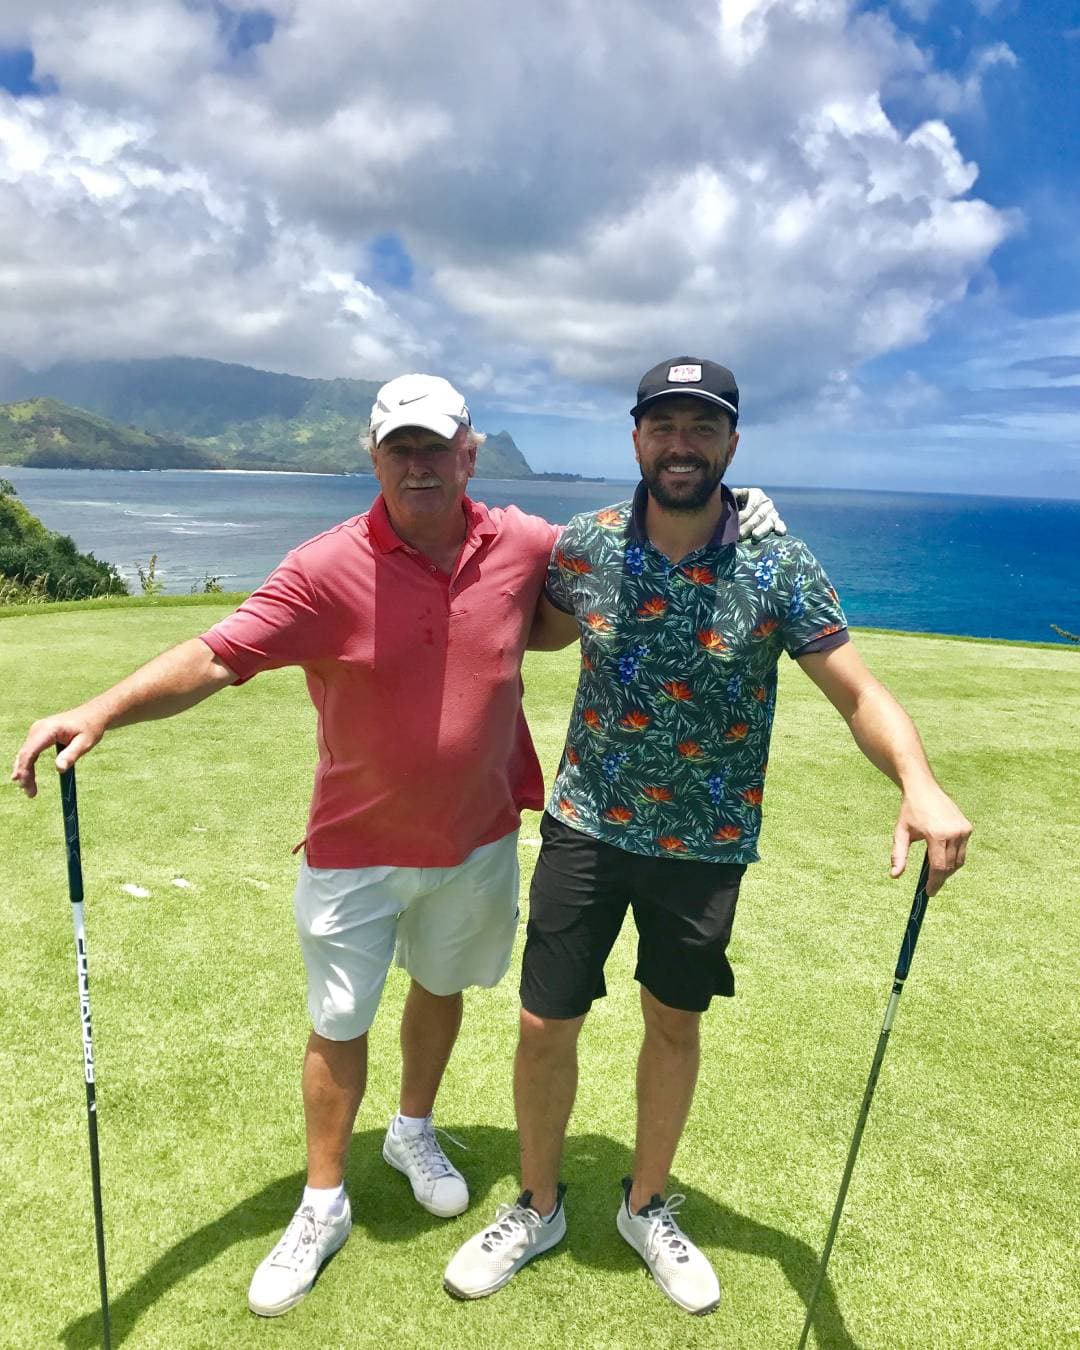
[369,373,471,446]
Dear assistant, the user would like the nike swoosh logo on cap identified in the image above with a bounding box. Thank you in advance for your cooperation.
[398,394,426,404]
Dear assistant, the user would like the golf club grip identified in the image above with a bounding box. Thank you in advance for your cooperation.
[894,854,931,983]
[57,747,84,906]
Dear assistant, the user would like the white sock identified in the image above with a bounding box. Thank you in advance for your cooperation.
[395,1112,431,1136]
[303,1183,346,1219]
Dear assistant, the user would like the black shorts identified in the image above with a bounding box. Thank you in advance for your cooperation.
[520,813,746,1018]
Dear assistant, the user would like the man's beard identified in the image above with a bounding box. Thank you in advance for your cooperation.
[641,457,725,512]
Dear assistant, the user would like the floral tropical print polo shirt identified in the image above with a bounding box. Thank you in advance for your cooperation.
[544,482,848,863]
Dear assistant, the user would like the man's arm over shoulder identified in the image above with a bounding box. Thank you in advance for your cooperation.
[731,487,786,540]
[798,640,972,896]
[11,638,237,798]
[524,517,580,651]
[527,592,580,651]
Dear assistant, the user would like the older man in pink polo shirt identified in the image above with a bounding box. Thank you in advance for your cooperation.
[12,373,782,1317]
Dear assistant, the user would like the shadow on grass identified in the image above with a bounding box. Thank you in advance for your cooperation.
[60,1126,858,1350]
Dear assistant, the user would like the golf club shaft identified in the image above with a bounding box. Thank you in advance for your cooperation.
[60,760,112,1350]
[797,854,931,1350]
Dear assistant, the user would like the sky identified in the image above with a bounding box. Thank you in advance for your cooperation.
[0,1,1077,496]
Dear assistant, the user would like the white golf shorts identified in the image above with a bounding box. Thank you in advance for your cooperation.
[293,830,520,1041]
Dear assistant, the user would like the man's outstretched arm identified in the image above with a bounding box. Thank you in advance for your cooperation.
[797,641,972,896]
[11,637,237,797]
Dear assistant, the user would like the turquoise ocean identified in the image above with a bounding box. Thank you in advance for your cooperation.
[3,467,1078,645]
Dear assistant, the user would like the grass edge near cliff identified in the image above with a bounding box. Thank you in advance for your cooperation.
[2,590,1076,652]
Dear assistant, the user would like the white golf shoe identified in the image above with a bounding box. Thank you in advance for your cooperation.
[443,1187,567,1299]
[616,1178,720,1315]
[382,1116,469,1218]
[247,1199,352,1317]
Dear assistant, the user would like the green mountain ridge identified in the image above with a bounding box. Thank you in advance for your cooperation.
[0,356,536,478]
[0,398,217,470]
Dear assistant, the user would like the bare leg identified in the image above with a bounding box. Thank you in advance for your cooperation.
[398,980,464,1117]
[515,1008,586,1215]
[629,986,701,1211]
[303,1030,367,1188]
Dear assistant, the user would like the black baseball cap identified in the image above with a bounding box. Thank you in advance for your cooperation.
[631,357,739,422]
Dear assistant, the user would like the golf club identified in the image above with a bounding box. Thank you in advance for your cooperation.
[797,852,932,1350]
[59,752,112,1350]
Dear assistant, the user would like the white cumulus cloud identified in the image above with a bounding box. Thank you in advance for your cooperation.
[0,0,1018,431]
[0,94,427,375]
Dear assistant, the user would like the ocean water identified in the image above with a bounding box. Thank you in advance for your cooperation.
[3,467,1078,644]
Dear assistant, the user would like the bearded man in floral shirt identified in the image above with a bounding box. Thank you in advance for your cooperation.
[445,357,972,1315]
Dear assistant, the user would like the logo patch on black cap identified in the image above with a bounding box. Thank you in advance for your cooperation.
[667,364,702,383]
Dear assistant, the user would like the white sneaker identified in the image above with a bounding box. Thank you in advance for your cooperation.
[616,1178,720,1315]
[383,1116,469,1218]
[443,1187,567,1299]
[247,1199,352,1317]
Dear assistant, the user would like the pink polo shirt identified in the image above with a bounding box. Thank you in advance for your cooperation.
[201,495,559,868]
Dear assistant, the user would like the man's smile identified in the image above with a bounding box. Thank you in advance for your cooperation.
[658,458,707,475]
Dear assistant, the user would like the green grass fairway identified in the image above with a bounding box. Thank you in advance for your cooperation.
[1,602,1077,1349]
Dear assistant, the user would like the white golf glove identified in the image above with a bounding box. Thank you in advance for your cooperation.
[733,486,786,541]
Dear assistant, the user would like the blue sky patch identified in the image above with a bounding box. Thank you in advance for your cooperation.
[874,0,1080,319]
[226,8,276,58]
[1011,356,1080,380]
[200,3,276,60]
[0,48,54,97]
[366,234,415,290]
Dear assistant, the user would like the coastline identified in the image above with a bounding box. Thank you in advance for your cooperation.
[2,467,1076,643]
[197,467,345,477]
[0,463,584,485]
[2,461,1074,501]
